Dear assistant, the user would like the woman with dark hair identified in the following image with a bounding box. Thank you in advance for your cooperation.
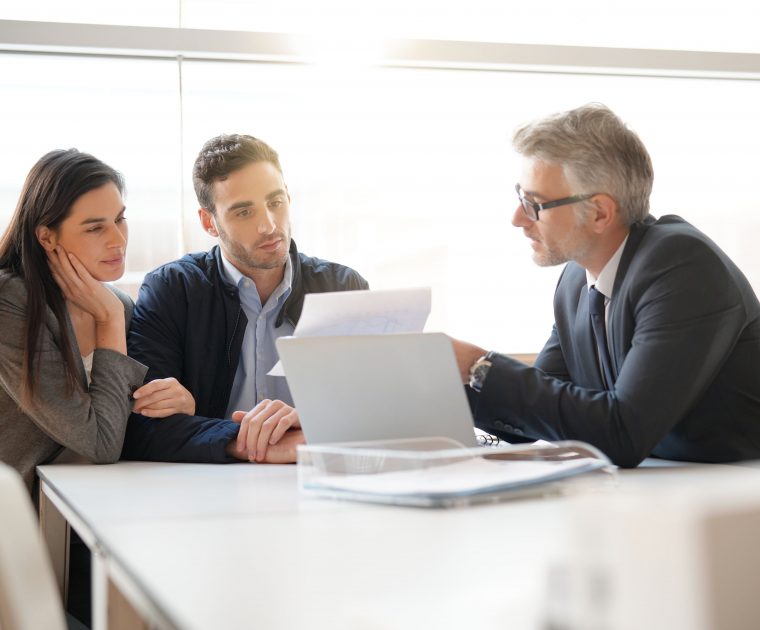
[0,149,194,493]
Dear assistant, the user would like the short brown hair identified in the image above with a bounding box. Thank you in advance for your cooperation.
[192,134,283,212]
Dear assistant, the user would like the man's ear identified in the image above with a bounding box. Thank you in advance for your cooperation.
[589,194,619,234]
[35,226,57,252]
[198,208,219,237]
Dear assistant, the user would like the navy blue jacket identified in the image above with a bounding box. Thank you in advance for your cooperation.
[473,215,760,467]
[122,240,368,462]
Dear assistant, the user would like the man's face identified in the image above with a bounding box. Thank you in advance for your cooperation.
[203,161,291,275]
[512,158,594,267]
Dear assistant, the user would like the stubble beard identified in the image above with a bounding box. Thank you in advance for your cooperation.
[218,224,291,273]
[532,231,593,268]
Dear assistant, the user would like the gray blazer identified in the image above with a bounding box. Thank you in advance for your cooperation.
[0,272,147,493]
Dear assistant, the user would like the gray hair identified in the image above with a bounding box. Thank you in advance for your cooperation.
[512,103,653,225]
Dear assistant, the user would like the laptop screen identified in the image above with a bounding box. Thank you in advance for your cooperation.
[276,333,478,447]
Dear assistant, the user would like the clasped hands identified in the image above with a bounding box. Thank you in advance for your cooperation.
[134,385,302,463]
[227,400,303,464]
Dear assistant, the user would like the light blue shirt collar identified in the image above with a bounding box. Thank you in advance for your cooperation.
[219,250,295,417]
[219,249,293,306]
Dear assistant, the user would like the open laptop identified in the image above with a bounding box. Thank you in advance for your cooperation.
[275,333,478,447]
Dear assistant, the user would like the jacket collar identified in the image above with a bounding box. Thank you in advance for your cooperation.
[612,215,656,297]
[207,240,304,328]
[279,240,303,327]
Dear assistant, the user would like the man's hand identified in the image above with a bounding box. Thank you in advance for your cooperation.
[225,428,305,464]
[132,378,196,417]
[231,399,301,462]
[448,336,488,384]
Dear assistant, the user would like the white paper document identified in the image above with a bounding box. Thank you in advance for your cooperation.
[303,456,606,506]
[269,287,431,376]
[307,457,599,496]
[294,287,431,336]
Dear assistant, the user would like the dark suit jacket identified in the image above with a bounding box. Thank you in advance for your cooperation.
[122,240,368,463]
[473,215,760,467]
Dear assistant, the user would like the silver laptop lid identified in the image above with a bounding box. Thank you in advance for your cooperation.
[276,333,477,447]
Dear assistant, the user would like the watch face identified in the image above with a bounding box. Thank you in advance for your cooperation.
[474,362,490,380]
[470,359,492,391]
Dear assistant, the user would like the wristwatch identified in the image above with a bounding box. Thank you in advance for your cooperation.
[469,351,495,392]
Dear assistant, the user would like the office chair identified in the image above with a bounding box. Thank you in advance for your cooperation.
[0,463,67,630]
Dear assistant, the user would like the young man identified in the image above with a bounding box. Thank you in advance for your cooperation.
[123,134,368,463]
[452,104,760,467]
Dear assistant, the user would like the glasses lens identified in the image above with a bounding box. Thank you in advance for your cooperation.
[516,185,538,221]
[520,197,538,220]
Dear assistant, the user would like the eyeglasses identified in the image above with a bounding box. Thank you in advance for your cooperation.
[515,183,597,221]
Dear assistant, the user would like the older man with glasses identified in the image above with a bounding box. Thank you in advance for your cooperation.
[451,103,760,467]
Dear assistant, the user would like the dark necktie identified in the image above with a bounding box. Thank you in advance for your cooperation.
[588,286,615,388]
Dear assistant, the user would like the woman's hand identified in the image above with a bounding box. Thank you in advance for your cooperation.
[231,399,301,462]
[47,246,122,323]
[132,378,196,417]
[48,246,126,353]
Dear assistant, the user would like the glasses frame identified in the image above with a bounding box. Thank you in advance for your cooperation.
[515,183,597,221]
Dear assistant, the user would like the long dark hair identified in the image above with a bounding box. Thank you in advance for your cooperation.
[0,149,125,406]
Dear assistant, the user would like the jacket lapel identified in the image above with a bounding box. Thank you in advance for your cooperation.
[606,215,654,375]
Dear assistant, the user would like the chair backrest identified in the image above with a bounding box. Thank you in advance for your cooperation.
[0,463,66,630]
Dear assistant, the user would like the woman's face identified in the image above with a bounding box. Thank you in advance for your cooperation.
[39,182,128,282]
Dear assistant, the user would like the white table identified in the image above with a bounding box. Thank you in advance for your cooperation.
[36,460,760,630]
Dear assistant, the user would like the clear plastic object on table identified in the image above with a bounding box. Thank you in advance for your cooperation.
[297,438,617,508]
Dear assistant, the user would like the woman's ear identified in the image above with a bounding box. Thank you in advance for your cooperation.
[35,226,57,252]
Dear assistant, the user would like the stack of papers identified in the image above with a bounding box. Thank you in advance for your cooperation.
[299,440,614,508]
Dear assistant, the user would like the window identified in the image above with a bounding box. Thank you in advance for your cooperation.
[1,7,759,352]
[181,61,760,350]
[0,53,181,295]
